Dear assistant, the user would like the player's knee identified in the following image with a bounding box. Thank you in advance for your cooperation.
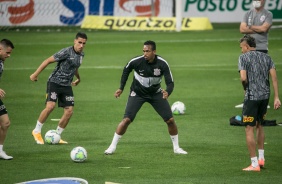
[64,107,73,117]
[0,120,10,130]
[166,118,175,126]
[122,118,131,125]
[45,104,56,112]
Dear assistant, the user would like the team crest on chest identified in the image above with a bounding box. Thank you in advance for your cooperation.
[154,68,161,76]
[260,15,266,22]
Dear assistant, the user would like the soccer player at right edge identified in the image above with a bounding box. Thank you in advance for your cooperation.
[238,35,280,171]
[104,40,187,155]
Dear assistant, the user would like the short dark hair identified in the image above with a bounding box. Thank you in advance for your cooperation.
[0,39,15,49]
[240,34,256,48]
[144,40,156,50]
[76,32,87,40]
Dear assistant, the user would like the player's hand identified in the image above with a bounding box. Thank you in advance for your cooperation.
[30,73,38,82]
[0,89,6,98]
[162,89,168,99]
[71,79,80,86]
[114,89,123,98]
[274,98,281,110]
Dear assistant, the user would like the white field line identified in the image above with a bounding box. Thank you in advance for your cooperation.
[4,63,282,71]
[14,37,282,46]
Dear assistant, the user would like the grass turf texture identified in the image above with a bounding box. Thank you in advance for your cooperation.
[1,24,282,183]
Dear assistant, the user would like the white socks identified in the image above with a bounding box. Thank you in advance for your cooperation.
[251,156,259,167]
[56,126,64,135]
[109,132,122,148]
[0,145,3,152]
[170,134,179,150]
[33,121,43,133]
[34,121,65,136]
[258,149,264,160]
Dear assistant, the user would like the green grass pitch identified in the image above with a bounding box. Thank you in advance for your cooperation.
[1,24,282,183]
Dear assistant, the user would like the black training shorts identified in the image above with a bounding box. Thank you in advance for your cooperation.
[46,82,74,107]
[242,99,269,126]
[124,90,173,122]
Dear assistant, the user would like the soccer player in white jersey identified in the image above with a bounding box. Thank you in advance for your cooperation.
[0,39,14,159]
[30,32,87,145]
[238,35,280,171]
[104,40,187,155]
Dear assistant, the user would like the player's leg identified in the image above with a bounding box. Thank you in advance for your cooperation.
[0,113,13,160]
[58,106,73,129]
[37,101,56,125]
[55,86,75,144]
[32,82,57,144]
[116,117,131,135]
[245,125,256,158]
[150,93,187,154]
[105,93,145,155]
[32,101,56,144]
[242,100,260,171]
[256,123,265,167]
[256,99,268,167]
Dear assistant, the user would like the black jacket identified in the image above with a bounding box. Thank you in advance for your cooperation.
[120,55,174,97]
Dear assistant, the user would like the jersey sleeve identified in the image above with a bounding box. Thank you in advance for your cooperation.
[163,62,174,96]
[119,60,134,90]
[241,11,250,23]
[238,55,247,72]
[53,47,69,62]
[265,11,273,25]
[268,56,275,70]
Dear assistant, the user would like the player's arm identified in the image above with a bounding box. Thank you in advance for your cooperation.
[163,64,174,98]
[72,69,80,86]
[240,22,255,34]
[240,70,248,90]
[249,22,272,33]
[269,68,281,109]
[30,56,56,81]
[116,61,133,98]
[0,88,6,98]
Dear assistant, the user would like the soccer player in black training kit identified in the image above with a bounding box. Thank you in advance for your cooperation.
[238,35,280,171]
[105,40,187,155]
[30,32,87,145]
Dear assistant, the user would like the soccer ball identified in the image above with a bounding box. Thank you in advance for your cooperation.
[171,101,186,115]
[70,146,87,163]
[44,130,61,144]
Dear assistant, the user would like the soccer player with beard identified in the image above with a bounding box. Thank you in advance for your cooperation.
[104,40,187,155]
